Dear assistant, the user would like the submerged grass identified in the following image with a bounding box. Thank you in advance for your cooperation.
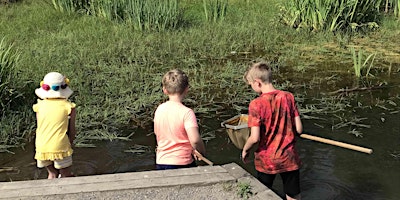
[0,0,399,151]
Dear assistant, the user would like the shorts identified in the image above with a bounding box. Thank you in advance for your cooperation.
[37,156,72,169]
[257,170,300,198]
[156,161,196,170]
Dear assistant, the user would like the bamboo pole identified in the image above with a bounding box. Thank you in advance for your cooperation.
[300,134,373,154]
[193,150,214,166]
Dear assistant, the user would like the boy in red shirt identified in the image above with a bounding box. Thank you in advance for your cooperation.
[154,69,206,170]
[242,62,303,200]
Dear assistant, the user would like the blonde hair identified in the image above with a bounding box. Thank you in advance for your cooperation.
[162,69,189,95]
[244,62,273,84]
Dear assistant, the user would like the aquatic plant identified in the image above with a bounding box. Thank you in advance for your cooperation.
[279,0,382,32]
[203,0,228,22]
[124,144,152,154]
[384,0,400,18]
[0,38,20,114]
[52,0,181,31]
[0,111,35,153]
[51,0,87,13]
[350,47,376,78]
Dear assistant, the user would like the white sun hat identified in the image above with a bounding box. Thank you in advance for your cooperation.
[35,72,73,99]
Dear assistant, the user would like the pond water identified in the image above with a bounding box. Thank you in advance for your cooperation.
[0,67,399,200]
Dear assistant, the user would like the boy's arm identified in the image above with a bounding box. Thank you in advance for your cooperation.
[295,116,303,135]
[68,108,77,145]
[186,127,206,156]
[242,126,260,163]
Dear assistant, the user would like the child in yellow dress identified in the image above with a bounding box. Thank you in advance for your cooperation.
[33,72,76,179]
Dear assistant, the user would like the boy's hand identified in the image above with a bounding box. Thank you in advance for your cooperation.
[241,150,249,163]
[193,151,201,161]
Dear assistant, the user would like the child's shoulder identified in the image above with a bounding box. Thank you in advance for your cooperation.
[280,90,295,97]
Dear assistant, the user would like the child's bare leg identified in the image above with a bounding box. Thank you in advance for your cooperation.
[286,194,301,200]
[45,165,59,179]
[59,166,74,178]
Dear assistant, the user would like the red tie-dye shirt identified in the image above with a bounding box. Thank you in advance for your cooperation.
[248,90,301,174]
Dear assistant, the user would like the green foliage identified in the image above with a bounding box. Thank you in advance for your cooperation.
[384,0,400,18]
[0,38,20,114]
[203,0,228,22]
[51,0,182,31]
[350,47,376,78]
[279,0,382,32]
[51,0,87,13]
[236,182,253,199]
[394,0,400,18]
[0,109,35,153]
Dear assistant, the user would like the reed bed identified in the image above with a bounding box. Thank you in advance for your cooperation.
[0,111,36,153]
[0,38,20,114]
[52,0,181,31]
[203,0,228,22]
[279,0,382,32]
[385,0,400,18]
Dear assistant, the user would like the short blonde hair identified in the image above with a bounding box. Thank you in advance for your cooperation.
[244,62,273,84]
[162,69,189,95]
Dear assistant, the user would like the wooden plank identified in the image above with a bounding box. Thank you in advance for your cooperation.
[0,172,235,199]
[0,165,226,190]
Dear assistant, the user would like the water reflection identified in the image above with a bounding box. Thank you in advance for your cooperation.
[300,145,366,200]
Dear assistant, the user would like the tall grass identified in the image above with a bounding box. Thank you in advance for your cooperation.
[350,47,376,78]
[52,0,181,31]
[51,0,88,13]
[280,0,382,32]
[0,111,35,153]
[384,0,400,18]
[203,0,228,22]
[0,38,20,114]
[393,0,400,18]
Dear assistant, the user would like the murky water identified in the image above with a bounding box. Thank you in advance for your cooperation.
[1,69,399,200]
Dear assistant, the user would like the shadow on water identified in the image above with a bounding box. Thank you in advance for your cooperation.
[0,63,399,200]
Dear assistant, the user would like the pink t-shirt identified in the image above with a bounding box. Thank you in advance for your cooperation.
[154,101,198,165]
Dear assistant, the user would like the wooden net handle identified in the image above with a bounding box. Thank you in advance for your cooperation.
[193,150,214,166]
[300,134,373,154]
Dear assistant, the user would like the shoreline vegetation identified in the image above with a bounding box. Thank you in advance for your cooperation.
[1,0,399,152]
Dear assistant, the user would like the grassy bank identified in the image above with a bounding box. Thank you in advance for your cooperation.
[0,0,399,151]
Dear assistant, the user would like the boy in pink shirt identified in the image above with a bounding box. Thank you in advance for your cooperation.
[154,69,206,170]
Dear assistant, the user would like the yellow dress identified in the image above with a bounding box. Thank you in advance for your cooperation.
[33,99,76,161]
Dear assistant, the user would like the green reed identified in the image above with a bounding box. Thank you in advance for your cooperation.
[52,0,181,31]
[203,0,228,22]
[51,0,88,13]
[394,0,400,18]
[280,0,382,32]
[350,47,376,78]
[0,38,20,114]
[0,110,35,153]
[384,0,400,18]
